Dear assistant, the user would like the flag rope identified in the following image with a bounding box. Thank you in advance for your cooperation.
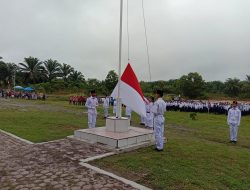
[141,0,152,82]
[127,0,130,61]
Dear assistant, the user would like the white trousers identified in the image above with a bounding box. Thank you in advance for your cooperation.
[88,112,97,128]
[145,113,153,128]
[141,115,146,124]
[104,107,109,117]
[230,124,238,141]
[113,107,117,114]
[154,115,165,150]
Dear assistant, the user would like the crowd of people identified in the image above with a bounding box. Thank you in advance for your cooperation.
[0,89,46,100]
[69,95,114,106]
[69,96,87,105]
[166,100,250,116]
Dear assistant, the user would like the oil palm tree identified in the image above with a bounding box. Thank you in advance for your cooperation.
[69,70,85,82]
[60,63,73,82]
[224,78,241,97]
[246,75,250,82]
[43,59,61,82]
[19,57,43,83]
[0,60,6,78]
[2,63,18,88]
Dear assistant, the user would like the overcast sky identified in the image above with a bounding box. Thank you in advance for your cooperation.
[0,0,250,82]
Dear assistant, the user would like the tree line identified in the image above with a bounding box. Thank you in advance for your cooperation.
[0,56,250,99]
[141,72,250,99]
[0,56,118,95]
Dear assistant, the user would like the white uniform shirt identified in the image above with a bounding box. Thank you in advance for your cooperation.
[146,102,154,113]
[227,107,241,126]
[103,97,109,108]
[85,96,98,114]
[152,98,166,116]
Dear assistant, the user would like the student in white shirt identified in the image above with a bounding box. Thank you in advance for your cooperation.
[85,90,99,128]
[227,101,241,144]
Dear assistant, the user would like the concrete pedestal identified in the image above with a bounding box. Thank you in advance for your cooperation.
[74,127,154,150]
[106,117,129,132]
[73,117,155,150]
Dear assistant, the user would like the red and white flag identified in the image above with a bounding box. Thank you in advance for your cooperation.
[111,63,146,117]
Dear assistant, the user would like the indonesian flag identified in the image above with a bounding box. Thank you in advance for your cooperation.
[111,63,146,117]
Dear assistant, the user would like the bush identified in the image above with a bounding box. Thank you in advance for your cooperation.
[190,112,197,120]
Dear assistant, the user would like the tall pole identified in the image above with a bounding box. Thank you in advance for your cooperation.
[13,70,16,89]
[117,0,123,118]
[142,0,151,82]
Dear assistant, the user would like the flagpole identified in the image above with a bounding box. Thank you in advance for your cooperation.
[117,0,123,118]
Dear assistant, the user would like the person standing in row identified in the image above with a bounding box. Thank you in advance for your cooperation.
[113,99,117,116]
[140,105,146,125]
[227,101,241,144]
[103,95,110,118]
[152,90,166,151]
[125,106,132,119]
[85,90,99,128]
[145,96,154,129]
[140,116,146,125]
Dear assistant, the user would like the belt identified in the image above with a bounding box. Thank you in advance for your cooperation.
[146,112,150,113]
[154,114,163,117]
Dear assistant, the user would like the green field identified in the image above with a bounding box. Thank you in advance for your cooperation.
[0,98,105,142]
[0,98,250,189]
[93,112,250,190]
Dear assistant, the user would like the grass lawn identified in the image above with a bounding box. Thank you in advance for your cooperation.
[0,98,105,142]
[92,112,250,190]
[0,98,130,142]
[0,109,83,142]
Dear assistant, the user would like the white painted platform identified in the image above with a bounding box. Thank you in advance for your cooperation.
[106,117,130,132]
[74,126,154,150]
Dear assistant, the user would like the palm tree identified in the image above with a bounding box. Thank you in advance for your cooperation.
[60,63,73,82]
[44,59,61,82]
[0,61,7,86]
[69,70,85,82]
[19,57,43,83]
[224,78,241,97]
[246,75,250,82]
[242,75,250,97]
[0,63,18,88]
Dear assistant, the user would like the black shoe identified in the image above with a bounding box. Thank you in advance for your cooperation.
[154,148,163,152]
[232,141,237,144]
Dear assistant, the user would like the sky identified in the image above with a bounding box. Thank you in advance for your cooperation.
[0,0,250,82]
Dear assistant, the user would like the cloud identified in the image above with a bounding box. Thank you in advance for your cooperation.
[0,0,250,82]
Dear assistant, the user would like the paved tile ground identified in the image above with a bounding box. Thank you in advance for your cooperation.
[0,132,137,190]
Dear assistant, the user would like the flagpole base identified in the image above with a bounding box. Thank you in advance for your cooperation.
[73,126,154,150]
[106,116,129,132]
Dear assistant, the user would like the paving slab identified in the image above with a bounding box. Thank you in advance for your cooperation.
[0,132,137,190]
